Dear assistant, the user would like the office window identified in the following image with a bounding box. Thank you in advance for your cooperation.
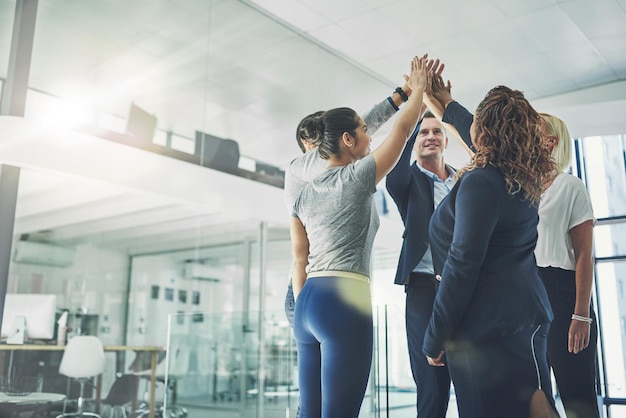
[595,261,626,399]
[577,134,626,404]
[580,135,626,218]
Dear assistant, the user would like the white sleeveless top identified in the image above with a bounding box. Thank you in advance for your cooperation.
[535,173,595,271]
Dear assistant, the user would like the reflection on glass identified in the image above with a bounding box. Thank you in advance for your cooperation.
[596,262,626,398]
[594,223,626,258]
[581,135,626,219]
[165,310,298,414]
[609,405,626,415]
[576,134,626,408]
[127,244,247,347]
[192,291,200,305]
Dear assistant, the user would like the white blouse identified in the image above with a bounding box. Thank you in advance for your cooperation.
[535,173,595,271]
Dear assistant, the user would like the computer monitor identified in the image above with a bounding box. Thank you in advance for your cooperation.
[1,293,57,341]
[126,102,157,142]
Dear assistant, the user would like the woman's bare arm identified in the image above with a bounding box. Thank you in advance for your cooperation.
[289,216,309,300]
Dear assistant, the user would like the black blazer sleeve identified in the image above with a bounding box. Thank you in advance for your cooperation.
[385,122,420,217]
[443,101,474,151]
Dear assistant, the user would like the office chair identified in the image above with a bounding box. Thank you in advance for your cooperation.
[56,335,106,418]
[134,344,188,418]
[100,374,139,418]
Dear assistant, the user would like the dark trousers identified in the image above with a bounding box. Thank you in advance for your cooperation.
[539,267,600,418]
[448,325,555,418]
[294,276,373,418]
[405,273,451,418]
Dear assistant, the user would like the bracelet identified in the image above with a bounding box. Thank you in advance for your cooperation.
[386,96,399,111]
[394,87,409,102]
[571,314,593,323]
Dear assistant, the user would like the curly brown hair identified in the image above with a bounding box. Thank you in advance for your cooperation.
[458,86,556,206]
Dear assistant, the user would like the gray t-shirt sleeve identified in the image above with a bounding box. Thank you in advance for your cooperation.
[284,148,327,214]
[362,97,397,135]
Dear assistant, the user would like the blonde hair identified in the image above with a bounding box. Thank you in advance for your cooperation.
[540,113,572,172]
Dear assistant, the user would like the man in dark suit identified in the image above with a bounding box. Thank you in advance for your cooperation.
[386,107,472,417]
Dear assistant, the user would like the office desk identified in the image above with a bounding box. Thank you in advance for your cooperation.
[0,392,65,418]
[0,344,162,418]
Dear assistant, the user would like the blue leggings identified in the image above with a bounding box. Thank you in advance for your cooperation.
[293,276,373,418]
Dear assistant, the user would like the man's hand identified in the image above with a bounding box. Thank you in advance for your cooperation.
[422,58,449,119]
[427,58,445,78]
[426,350,446,366]
[429,73,454,109]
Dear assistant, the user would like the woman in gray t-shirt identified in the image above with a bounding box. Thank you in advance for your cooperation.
[289,55,428,418]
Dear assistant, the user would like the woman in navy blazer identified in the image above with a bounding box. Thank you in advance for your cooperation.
[423,85,559,418]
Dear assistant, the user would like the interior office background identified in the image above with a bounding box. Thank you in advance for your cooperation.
[0,0,625,417]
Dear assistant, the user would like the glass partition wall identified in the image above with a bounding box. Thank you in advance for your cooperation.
[577,134,626,416]
[126,227,296,415]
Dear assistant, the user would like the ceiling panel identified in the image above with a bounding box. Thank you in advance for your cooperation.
[335,10,414,59]
[298,0,375,22]
[425,0,508,32]
[512,6,590,53]
[548,42,618,89]
[489,0,558,17]
[593,34,626,76]
[468,20,540,65]
[559,0,626,40]
[377,1,450,45]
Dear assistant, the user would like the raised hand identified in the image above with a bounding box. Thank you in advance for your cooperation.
[406,55,428,94]
[426,58,444,78]
[429,72,454,109]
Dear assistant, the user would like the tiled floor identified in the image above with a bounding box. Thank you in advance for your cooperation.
[4,389,578,418]
[179,391,447,418]
[178,391,573,418]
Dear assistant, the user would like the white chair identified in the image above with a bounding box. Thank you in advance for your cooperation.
[56,335,106,418]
